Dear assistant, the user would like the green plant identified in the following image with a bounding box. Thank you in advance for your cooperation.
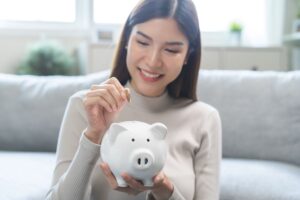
[296,0,300,19]
[17,40,78,76]
[229,22,243,33]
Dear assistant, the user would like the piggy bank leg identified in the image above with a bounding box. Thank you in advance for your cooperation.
[143,179,154,187]
[116,176,128,187]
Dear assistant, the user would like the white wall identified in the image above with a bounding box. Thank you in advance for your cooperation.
[0,36,289,74]
[0,31,88,74]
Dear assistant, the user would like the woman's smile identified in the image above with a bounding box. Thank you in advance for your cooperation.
[138,67,164,82]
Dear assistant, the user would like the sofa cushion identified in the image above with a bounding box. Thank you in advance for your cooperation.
[221,159,300,200]
[198,70,300,166]
[0,71,109,152]
[0,152,56,200]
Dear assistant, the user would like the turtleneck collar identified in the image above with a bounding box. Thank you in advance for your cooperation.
[125,81,173,112]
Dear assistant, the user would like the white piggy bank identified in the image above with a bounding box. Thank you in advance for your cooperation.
[100,121,168,187]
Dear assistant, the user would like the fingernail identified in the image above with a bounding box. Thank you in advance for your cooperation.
[121,91,127,100]
[125,89,131,102]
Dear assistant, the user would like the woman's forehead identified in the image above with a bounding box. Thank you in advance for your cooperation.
[131,18,188,44]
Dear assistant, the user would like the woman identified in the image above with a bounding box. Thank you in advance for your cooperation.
[46,0,222,199]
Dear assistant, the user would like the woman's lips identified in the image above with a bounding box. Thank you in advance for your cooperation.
[138,68,163,82]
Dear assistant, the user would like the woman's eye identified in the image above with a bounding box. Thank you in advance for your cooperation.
[137,40,149,46]
[165,49,179,54]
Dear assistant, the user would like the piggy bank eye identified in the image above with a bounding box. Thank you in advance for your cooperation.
[131,138,135,142]
[147,138,150,142]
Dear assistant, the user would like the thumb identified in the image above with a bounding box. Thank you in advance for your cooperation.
[153,172,164,185]
[118,89,130,111]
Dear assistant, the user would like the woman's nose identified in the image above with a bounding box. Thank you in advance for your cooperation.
[146,49,162,68]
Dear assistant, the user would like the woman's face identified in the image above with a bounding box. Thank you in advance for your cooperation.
[126,18,189,97]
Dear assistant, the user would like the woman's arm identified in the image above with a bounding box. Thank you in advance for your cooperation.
[194,110,222,200]
[46,77,129,200]
[45,92,100,200]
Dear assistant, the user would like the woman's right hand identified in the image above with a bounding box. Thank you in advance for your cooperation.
[83,77,130,144]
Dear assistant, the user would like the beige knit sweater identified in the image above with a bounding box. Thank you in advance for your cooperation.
[46,82,222,200]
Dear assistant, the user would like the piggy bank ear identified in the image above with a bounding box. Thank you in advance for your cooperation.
[149,123,167,140]
[108,123,127,144]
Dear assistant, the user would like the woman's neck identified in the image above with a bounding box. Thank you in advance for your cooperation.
[125,81,173,112]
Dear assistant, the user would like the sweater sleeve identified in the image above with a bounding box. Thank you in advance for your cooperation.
[45,92,101,200]
[194,110,222,200]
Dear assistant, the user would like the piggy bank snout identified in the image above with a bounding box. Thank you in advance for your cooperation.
[130,150,154,170]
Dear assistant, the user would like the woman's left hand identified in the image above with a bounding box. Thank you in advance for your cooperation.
[100,163,174,198]
[146,171,174,200]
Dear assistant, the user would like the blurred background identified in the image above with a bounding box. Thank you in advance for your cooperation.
[0,0,299,75]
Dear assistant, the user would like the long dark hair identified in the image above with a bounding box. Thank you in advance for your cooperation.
[110,0,201,101]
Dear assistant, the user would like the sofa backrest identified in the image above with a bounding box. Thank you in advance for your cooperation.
[197,70,300,166]
[0,71,109,152]
[1,70,300,166]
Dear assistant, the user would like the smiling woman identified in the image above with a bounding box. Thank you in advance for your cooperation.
[46,0,222,200]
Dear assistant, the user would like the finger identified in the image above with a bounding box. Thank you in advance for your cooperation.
[108,77,128,101]
[117,187,140,196]
[91,77,116,90]
[121,173,147,192]
[90,84,106,90]
[84,96,113,113]
[84,96,112,113]
[100,164,141,196]
[87,89,119,111]
[108,77,123,93]
[124,88,131,102]
[100,165,139,196]
[106,84,125,110]
[100,163,119,189]
[152,172,164,186]
[101,78,130,102]
[90,81,126,109]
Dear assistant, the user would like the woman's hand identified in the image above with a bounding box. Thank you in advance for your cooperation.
[100,163,174,199]
[83,77,130,144]
[149,171,174,200]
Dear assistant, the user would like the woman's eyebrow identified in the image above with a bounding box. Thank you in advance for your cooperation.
[165,41,184,46]
[137,31,152,40]
[137,31,185,46]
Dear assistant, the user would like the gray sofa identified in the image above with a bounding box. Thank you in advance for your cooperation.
[0,70,299,200]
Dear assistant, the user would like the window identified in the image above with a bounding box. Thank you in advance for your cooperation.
[93,0,266,31]
[195,0,267,45]
[0,0,280,46]
[0,0,76,23]
[195,0,266,32]
[93,0,139,24]
[93,0,269,46]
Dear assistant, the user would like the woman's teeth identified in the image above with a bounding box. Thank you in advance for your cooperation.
[141,69,160,78]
